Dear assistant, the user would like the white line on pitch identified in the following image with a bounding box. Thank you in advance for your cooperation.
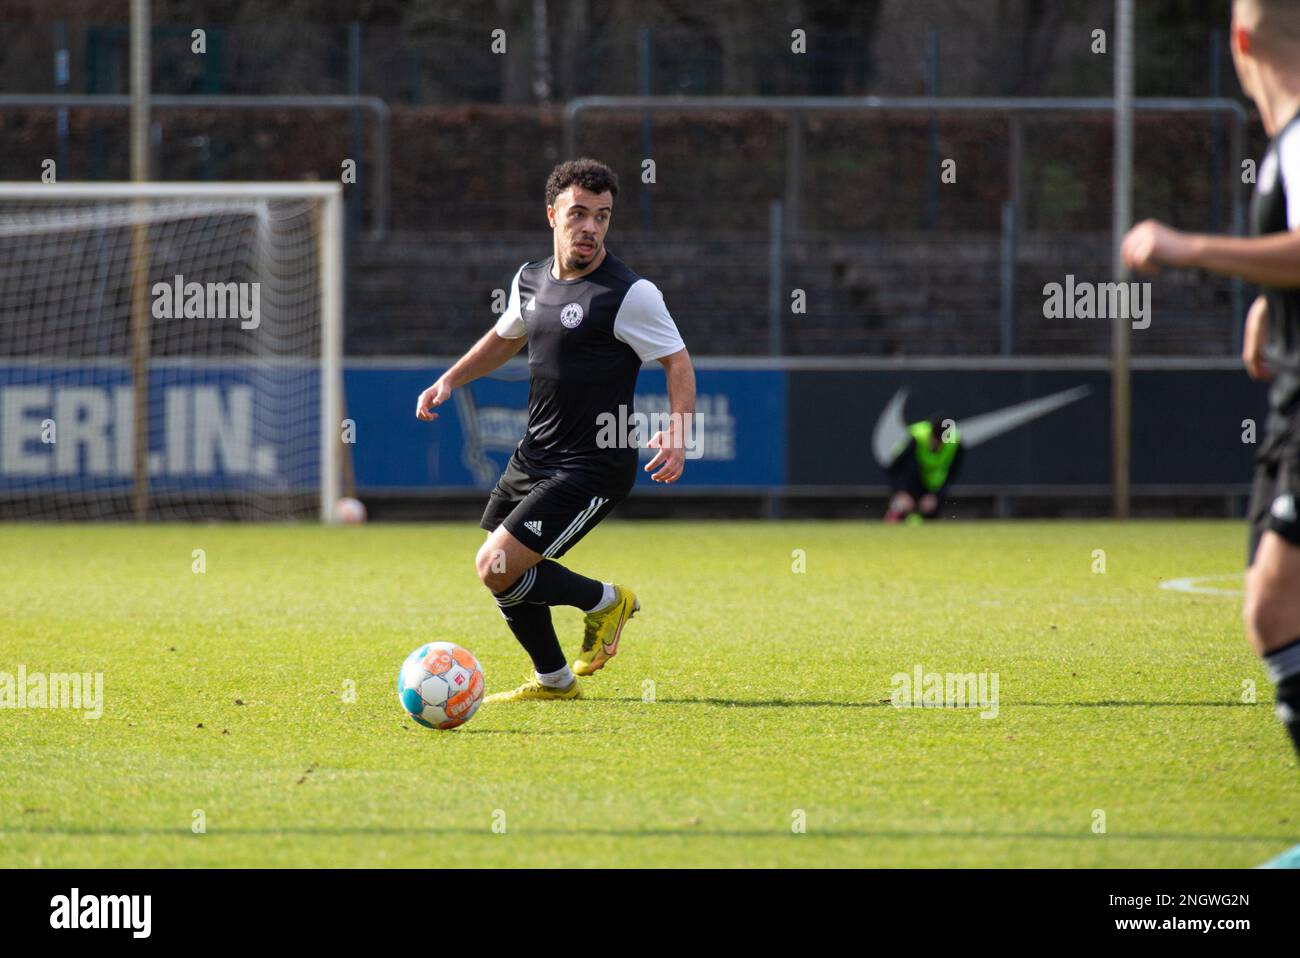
[1158,574,1244,597]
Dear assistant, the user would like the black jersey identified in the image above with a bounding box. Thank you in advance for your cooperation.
[1251,111,1300,420]
[492,251,685,496]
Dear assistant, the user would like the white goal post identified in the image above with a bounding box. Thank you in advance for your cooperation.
[0,182,343,522]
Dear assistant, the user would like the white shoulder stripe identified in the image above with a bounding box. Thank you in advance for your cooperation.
[1278,123,1300,231]
[492,262,531,339]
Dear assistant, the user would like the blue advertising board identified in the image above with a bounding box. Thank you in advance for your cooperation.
[344,364,787,490]
[0,362,319,491]
[0,359,1263,499]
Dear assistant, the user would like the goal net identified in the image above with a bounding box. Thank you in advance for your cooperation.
[0,183,343,521]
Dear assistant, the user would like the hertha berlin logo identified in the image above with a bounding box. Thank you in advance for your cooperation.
[560,303,584,328]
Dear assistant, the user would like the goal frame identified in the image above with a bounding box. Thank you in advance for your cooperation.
[0,181,345,523]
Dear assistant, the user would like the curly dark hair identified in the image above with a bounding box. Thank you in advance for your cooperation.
[545,158,619,207]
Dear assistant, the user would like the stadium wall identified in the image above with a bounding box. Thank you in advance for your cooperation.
[0,356,1264,520]
[343,356,1267,520]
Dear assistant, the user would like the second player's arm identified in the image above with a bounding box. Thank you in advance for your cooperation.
[1244,294,1273,382]
[1123,219,1300,288]
[415,330,526,420]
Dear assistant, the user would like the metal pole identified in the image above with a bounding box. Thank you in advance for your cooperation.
[130,0,151,522]
[348,22,363,239]
[130,6,149,182]
[638,26,653,231]
[1210,29,1224,233]
[1000,200,1018,356]
[785,112,803,235]
[54,23,70,176]
[1008,115,1024,223]
[1112,0,1134,520]
[320,189,344,523]
[926,29,940,231]
[1230,108,1247,351]
[768,200,784,357]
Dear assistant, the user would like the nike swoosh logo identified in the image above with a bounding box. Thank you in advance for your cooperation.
[603,603,634,655]
[871,385,1093,467]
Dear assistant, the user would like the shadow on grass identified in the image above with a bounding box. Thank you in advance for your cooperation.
[0,824,1290,844]
[599,697,1260,709]
[456,728,582,735]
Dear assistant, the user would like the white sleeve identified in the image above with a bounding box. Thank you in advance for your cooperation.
[492,264,528,339]
[613,279,686,362]
[1280,125,1300,230]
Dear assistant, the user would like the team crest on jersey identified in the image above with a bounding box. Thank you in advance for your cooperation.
[560,303,584,328]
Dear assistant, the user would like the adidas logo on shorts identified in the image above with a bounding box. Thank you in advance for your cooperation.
[1272,494,1297,523]
[523,520,543,536]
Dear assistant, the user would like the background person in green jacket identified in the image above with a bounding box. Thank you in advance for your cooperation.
[883,415,964,523]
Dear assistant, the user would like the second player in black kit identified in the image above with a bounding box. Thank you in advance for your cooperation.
[1246,109,1300,563]
[1122,0,1300,780]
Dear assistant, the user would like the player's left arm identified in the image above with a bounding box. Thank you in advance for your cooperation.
[645,348,696,484]
[1122,220,1300,288]
[613,279,692,483]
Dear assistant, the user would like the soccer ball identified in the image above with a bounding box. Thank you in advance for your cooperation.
[397,642,486,730]
[335,497,368,524]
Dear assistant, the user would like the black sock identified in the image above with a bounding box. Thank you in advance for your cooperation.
[1264,637,1300,765]
[524,559,604,611]
[492,590,565,674]
[1278,674,1300,762]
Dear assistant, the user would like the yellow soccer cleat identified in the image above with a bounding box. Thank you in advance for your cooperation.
[573,585,639,676]
[483,676,581,704]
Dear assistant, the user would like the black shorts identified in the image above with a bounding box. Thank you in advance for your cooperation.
[890,461,944,515]
[479,453,624,559]
[1246,417,1300,566]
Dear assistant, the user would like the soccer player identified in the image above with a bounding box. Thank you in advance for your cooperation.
[416,158,695,703]
[1122,0,1300,847]
[883,415,962,523]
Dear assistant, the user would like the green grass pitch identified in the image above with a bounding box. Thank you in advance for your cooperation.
[1,519,1296,867]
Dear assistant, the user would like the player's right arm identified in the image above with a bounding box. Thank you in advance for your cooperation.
[415,329,526,420]
[416,264,529,421]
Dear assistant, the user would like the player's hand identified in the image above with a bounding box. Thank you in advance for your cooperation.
[1243,295,1273,382]
[1121,219,1199,275]
[644,430,685,483]
[415,378,453,420]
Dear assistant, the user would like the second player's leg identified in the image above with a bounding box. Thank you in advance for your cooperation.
[1244,530,1300,655]
[1244,530,1300,763]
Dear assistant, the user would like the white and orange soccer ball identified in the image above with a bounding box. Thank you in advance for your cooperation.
[335,497,368,524]
[396,642,486,730]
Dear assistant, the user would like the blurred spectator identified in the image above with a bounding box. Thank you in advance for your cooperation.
[884,414,963,523]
